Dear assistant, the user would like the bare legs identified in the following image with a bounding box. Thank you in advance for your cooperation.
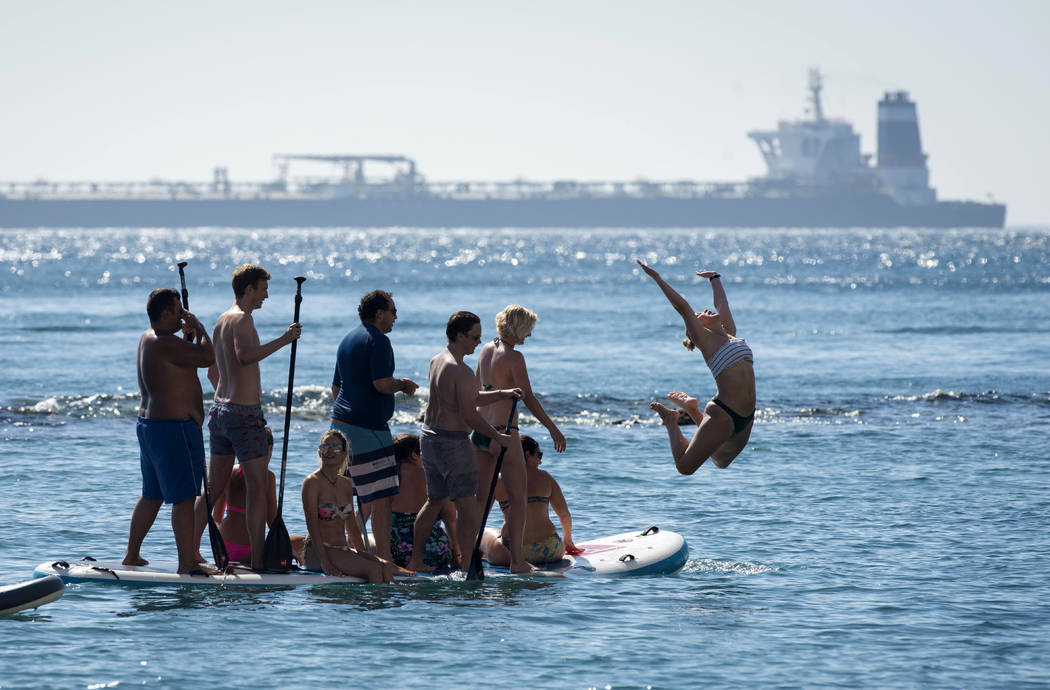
[123,497,161,566]
[238,455,269,570]
[476,438,535,573]
[408,499,443,573]
[124,495,204,573]
[651,392,734,475]
[323,545,397,583]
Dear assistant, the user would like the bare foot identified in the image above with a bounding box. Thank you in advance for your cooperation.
[180,564,220,576]
[650,401,679,426]
[122,554,148,567]
[408,560,436,574]
[667,392,703,424]
[393,564,417,576]
[194,552,205,564]
[510,560,539,574]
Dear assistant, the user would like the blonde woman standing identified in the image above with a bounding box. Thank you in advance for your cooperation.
[472,304,565,573]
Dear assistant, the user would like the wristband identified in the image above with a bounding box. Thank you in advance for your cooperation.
[709,273,721,280]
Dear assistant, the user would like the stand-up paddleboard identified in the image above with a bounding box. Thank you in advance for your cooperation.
[33,557,403,587]
[1,574,64,615]
[34,527,687,588]
[484,525,688,576]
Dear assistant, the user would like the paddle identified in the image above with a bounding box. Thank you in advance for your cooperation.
[177,261,191,342]
[263,276,305,572]
[466,399,519,581]
[177,261,228,569]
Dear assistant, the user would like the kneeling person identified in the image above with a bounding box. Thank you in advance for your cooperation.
[389,433,459,570]
[481,435,580,566]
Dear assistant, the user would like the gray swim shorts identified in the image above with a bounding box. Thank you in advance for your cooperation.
[419,425,477,501]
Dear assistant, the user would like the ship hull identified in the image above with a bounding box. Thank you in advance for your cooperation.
[0,195,1006,228]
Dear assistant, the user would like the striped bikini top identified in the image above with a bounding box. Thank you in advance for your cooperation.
[706,337,753,378]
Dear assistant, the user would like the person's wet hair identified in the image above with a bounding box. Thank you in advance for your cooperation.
[358,290,394,323]
[232,264,271,298]
[446,311,480,342]
[496,304,538,341]
[393,433,420,462]
[318,429,349,476]
[146,288,180,323]
[520,435,540,456]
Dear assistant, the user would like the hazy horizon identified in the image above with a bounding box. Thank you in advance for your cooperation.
[2,0,1046,224]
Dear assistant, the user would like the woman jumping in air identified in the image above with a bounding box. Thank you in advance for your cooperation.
[637,260,756,474]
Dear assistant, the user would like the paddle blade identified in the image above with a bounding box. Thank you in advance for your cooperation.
[466,548,485,581]
[207,516,228,570]
[263,516,293,572]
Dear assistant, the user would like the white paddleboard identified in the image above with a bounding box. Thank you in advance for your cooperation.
[34,526,687,587]
[484,525,688,576]
[1,574,64,615]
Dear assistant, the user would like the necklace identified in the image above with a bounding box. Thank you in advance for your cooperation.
[319,470,339,486]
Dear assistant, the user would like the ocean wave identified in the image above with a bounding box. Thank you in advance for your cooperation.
[5,387,1046,427]
[883,389,1020,404]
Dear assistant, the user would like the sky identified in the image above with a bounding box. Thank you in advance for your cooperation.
[2,0,1047,224]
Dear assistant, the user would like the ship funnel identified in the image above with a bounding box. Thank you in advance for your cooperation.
[876,91,935,205]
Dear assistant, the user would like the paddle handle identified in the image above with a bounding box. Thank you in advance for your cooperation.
[466,399,519,580]
[177,261,191,341]
[276,277,306,516]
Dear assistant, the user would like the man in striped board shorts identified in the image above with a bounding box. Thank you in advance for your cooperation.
[330,290,419,561]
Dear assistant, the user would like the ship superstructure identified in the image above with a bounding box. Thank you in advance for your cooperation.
[748,69,872,191]
[0,70,1005,228]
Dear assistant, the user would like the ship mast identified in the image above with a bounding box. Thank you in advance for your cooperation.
[808,68,825,123]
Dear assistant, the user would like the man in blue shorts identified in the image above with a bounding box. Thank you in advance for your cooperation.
[331,289,418,561]
[123,288,215,574]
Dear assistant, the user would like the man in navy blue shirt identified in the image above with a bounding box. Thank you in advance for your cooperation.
[331,290,418,561]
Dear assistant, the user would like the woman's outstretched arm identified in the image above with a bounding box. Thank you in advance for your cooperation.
[637,260,693,319]
[698,270,736,336]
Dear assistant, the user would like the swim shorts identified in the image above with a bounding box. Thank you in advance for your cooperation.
[501,531,564,564]
[420,425,477,501]
[137,417,205,504]
[330,419,399,505]
[390,511,453,570]
[207,401,269,462]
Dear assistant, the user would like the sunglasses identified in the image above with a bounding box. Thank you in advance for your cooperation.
[318,443,345,452]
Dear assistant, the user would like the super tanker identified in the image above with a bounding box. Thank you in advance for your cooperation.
[0,71,1006,229]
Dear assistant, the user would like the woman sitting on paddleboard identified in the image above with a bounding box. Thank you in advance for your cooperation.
[481,435,581,566]
[301,429,410,582]
[637,260,756,474]
[211,427,306,566]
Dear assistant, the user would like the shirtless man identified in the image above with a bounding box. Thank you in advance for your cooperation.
[407,311,521,573]
[123,288,214,574]
[195,264,301,570]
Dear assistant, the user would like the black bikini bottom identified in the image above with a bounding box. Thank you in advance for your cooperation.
[711,397,754,435]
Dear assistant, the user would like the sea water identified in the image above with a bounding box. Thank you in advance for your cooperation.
[0,227,1048,688]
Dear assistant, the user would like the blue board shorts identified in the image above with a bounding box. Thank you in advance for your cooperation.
[331,419,399,505]
[420,425,477,501]
[207,401,269,462]
[137,417,205,504]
